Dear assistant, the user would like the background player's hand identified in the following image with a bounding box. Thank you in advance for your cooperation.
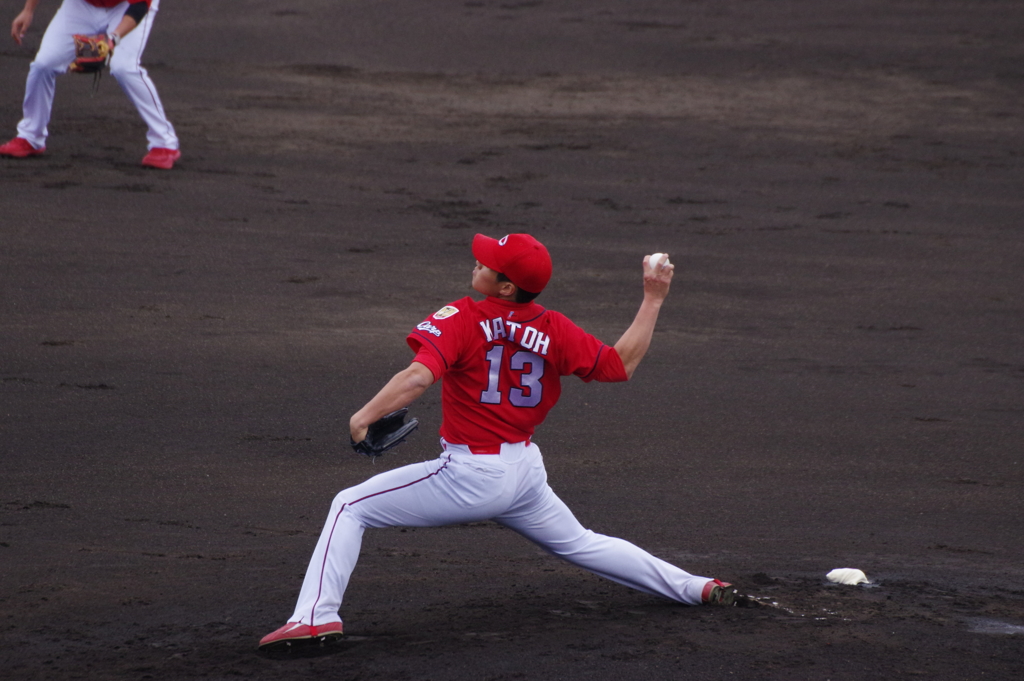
[12,10,34,45]
[642,253,674,302]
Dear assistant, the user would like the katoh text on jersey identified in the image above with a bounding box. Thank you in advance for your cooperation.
[478,317,551,355]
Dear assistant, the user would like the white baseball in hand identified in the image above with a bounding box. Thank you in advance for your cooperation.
[649,252,671,269]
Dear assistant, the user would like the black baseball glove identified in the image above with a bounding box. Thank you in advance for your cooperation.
[351,408,419,458]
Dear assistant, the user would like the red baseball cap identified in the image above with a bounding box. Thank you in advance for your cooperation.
[472,233,552,293]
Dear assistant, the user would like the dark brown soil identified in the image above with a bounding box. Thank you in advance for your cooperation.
[2,1,1022,679]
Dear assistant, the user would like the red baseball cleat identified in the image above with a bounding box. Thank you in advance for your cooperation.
[701,578,739,605]
[141,147,181,169]
[258,621,344,650]
[0,137,45,158]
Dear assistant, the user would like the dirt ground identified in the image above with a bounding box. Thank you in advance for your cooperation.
[2,1,1023,679]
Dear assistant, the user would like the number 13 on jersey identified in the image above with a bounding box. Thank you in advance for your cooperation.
[480,346,545,408]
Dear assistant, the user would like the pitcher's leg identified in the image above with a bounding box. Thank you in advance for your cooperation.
[498,485,711,605]
[286,452,513,626]
[289,496,366,626]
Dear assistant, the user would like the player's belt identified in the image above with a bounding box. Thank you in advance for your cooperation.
[467,438,531,455]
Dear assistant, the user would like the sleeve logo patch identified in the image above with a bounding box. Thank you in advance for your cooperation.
[433,305,460,320]
[417,321,442,337]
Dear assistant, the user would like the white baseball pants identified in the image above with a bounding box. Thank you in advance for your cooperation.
[16,0,178,151]
[289,441,711,627]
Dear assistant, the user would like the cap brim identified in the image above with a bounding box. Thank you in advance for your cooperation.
[472,233,501,271]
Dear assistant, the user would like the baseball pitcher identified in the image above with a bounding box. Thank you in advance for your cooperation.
[260,234,739,650]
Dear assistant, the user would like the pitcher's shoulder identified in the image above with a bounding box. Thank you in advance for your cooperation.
[426,298,474,322]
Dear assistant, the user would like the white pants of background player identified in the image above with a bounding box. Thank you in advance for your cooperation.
[289,440,712,626]
[16,0,178,151]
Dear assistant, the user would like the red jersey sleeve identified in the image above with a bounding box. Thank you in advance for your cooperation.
[411,348,442,381]
[579,344,628,382]
[406,298,473,381]
[545,311,628,383]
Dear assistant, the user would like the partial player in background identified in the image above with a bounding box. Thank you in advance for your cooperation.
[1,0,180,169]
[259,234,739,651]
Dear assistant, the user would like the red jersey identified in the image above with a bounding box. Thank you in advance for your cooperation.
[407,296,627,447]
[86,0,150,7]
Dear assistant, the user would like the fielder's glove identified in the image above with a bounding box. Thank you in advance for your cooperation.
[351,408,419,458]
[69,33,114,74]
